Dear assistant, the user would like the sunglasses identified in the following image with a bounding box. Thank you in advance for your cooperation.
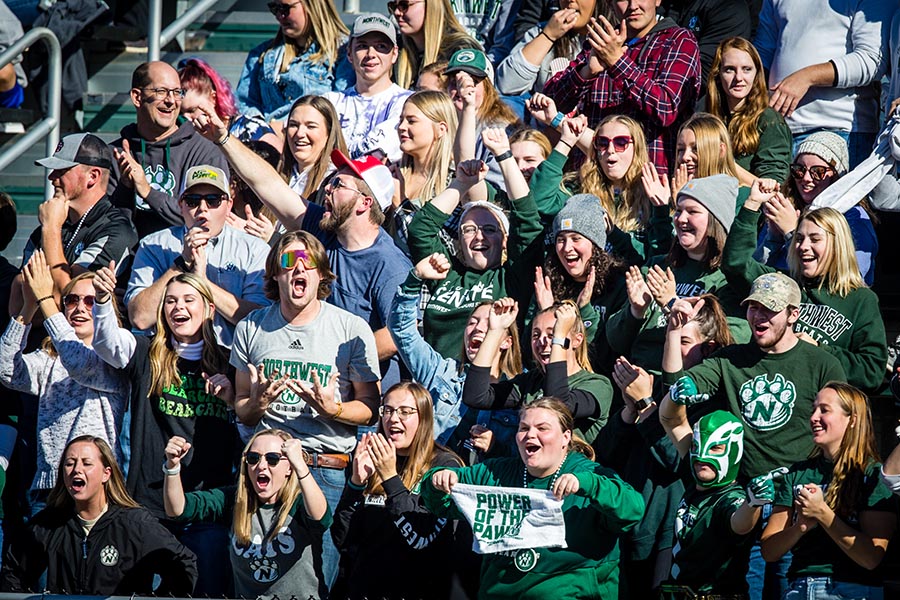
[280,249,318,270]
[267,0,301,18]
[327,177,364,196]
[789,163,833,182]
[388,0,423,12]
[244,451,287,467]
[63,294,95,309]
[379,405,419,420]
[181,193,227,209]
[594,136,634,153]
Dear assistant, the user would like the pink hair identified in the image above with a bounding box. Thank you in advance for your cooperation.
[178,57,238,119]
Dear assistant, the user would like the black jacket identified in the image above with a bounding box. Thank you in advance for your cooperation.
[1,504,198,595]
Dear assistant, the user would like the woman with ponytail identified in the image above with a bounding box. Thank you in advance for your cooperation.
[761,382,897,600]
[421,397,644,599]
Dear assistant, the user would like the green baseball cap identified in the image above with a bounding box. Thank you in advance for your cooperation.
[446,48,492,80]
[742,272,802,312]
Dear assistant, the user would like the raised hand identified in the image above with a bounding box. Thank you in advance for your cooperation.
[586,16,626,69]
[542,7,579,42]
[762,192,799,237]
[188,104,230,144]
[672,163,692,196]
[287,370,341,419]
[367,433,399,480]
[576,266,596,308]
[625,266,652,319]
[23,250,55,302]
[247,363,289,411]
[746,466,788,506]
[746,177,778,211]
[533,266,556,310]
[164,435,192,469]
[559,115,587,148]
[351,434,376,486]
[202,372,235,406]
[641,162,671,207]
[488,297,518,331]
[468,423,494,453]
[414,253,451,280]
[112,139,151,198]
[612,357,654,405]
[453,71,478,111]
[481,127,511,157]
[455,159,489,187]
[669,375,710,406]
[92,260,118,304]
[38,191,68,229]
[667,296,706,331]
[552,302,579,339]
[526,93,558,126]
[646,265,677,309]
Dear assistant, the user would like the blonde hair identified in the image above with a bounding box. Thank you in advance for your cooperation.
[279,96,348,199]
[368,382,462,496]
[677,112,740,179]
[706,38,769,157]
[148,274,229,397]
[533,301,593,373]
[399,91,457,205]
[510,128,552,159]
[47,436,139,512]
[576,115,654,233]
[263,0,348,71]
[810,382,879,517]
[233,429,301,546]
[520,398,595,461]
[395,0,480,88]
[787,207,864,296]
[41,272,123,358]
[460,301,523,377]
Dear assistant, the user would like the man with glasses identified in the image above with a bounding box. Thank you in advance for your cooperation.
[323,13,411,162]
[125,165,270,347]
[231,230,381,589]
[9,133,138,317]
[108,61,229,237]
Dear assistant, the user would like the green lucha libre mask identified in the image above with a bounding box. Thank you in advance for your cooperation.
[690,410,744,489]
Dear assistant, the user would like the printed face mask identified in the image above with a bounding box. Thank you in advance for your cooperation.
[690,410,744,489]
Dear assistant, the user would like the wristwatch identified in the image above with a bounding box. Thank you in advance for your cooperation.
[173,255,193,273]
[551,337,570,349]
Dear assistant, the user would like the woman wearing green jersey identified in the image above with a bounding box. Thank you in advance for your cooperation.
[761,382,897,600]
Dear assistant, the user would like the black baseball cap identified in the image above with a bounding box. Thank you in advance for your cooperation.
[35,133,113,170]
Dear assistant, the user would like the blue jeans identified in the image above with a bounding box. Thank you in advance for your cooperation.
[310,464,347,590]
[791,130,877,170]
[784,577,882,600]
[747,503,791,600]
[172,521,232,596]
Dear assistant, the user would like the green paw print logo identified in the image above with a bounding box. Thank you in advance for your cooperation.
[143,164,176,194]
[739,373,796,431]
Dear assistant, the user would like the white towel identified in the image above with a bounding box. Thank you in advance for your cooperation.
[450,483,567,554]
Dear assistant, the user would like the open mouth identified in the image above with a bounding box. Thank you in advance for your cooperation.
[256,473,270,489]
[70,477,86,492]
[523,442,541,457]
[467,336,484,353]
[69,315,90,324]
[171,314,191,325]
[291,277,308,297]
[811,423,825,434]
[388,426,405,439]
[752,322,769,337]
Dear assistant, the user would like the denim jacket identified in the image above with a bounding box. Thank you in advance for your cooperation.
[388,274,467,445]
[236,37,355,123]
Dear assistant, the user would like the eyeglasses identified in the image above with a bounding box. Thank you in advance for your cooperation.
[326,177,364,196]
[63,294,95,309]
[460,223,500,237]
[789,163,833,182]
[142,87,186,101]
[244,451,287,467]
[594,136,634,153]
[267,0,302,18]
[388,0,423,12]
[280,249,318,270]
[379,405,419,420]
[181,193,227,209]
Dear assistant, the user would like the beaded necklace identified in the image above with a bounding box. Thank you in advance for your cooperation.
[522,451,568,489]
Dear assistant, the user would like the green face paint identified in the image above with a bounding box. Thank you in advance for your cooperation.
[690,410,744,489]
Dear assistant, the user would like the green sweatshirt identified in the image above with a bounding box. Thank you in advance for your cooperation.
[722,206,888,393]
[667,341,845,480]
[529,149,672,265]
[733,108,793,183]
[420,452,645,600]
[408,193,544,360]
[605,256,750,373]
[774,457,898,586]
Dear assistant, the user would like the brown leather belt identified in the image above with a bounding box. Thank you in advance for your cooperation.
[305,452,351,470]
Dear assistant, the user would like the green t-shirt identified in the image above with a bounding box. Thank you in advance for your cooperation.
[733,107,793,183]
[677,341,846,479]
[671,483,753,594]
[774,457,898,585]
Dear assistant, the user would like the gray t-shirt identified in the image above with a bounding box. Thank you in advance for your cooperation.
[230,302,380,453]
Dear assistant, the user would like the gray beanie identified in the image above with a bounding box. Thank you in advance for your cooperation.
[676,174,739,233]
[551,194,607,249]
[796,131,849,176]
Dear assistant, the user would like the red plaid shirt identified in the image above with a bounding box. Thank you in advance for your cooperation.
[543,19,701,175]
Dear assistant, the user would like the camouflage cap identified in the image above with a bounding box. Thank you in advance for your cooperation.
[741,272,802,312]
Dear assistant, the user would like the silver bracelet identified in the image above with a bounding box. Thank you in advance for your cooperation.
[162,461,181,476]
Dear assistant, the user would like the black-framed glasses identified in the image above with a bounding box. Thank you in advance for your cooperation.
[267,0,302,18]
[379,405,419,420]
[388,0,423,12]
[280,249,318,270]
[63,294,95,309]
[181,193,227,209]
[594,135,634,153]
[789,163,833,182]
[142,87,186,101]
[244,451,287,467]
[460,223,500,237]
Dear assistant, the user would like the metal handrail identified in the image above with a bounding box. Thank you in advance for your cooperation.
[0,27,60,201]
[148,0,219,61]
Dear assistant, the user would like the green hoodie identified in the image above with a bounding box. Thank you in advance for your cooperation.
[408,193,544,360]
[722,206,888,393]
[420,452,645,600]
